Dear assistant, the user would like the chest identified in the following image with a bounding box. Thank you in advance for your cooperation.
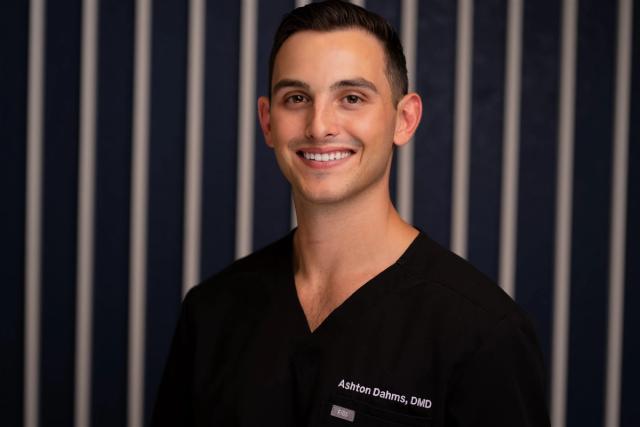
[294,272,379,332]
[192,287,462,426]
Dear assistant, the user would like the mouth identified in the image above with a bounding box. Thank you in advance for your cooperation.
[297,150,354,162]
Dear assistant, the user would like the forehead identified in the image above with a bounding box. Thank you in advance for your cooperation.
[272,29,389,91]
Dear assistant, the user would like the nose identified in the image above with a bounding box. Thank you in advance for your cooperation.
[305,100,339,140]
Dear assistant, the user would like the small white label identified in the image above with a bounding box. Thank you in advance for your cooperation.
[330,404,356,422]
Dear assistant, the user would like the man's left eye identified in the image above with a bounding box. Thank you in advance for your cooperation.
[344,95,362,104]
[288,94,306,103]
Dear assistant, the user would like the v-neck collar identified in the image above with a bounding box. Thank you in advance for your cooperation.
[283,230,425,336]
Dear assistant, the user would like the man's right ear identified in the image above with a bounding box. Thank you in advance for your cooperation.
[257,96,273,148]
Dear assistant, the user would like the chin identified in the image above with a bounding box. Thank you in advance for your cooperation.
[293,183,351,205]
[298,191,347,205]
[299,180,384,206]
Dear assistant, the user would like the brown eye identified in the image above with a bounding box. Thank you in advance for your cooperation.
[344,95,362,104]
[287,94,306,104]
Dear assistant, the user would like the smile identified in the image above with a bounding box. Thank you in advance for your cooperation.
[299,151,353,162]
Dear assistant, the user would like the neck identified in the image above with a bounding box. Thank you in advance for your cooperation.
[292,182,418,287]
[290,179,418,332]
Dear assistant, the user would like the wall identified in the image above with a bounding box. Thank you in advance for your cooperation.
[0,0,638,426]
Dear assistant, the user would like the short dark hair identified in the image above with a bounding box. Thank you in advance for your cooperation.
[268,0,408,104]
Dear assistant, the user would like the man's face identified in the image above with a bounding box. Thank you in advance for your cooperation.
[259,29,403,205]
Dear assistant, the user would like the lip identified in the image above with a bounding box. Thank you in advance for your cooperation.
[295,147,356,169]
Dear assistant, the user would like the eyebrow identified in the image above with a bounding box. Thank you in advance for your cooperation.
[271,77,378,95]
[330,78,378,93]
[271,79,310,95]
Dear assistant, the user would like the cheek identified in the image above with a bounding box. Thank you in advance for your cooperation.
[272,146,296,184]
[348,108,395,139]
[271,120,304,150]
[351,124,396,152]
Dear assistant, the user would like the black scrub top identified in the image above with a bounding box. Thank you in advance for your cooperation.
[151,231,550,426]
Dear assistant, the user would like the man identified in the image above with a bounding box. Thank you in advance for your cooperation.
[152,1,550,426]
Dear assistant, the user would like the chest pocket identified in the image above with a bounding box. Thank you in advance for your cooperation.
[324,394,431,426]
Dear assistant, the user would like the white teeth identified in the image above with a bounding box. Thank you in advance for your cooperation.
[302,151,352,162]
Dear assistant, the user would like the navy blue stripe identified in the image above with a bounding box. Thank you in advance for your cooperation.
[467,0,506,282]
[366,0,402,206]
[200,1,241,279]
[90,0,135,425]
[0,0,28,425]
[566,0,616,425]
[144,0,188,423]
[620,2,640,425]
[39,0,82,424]
[252,0,295,251]
[514,0,561,389]
[413,0,457,247]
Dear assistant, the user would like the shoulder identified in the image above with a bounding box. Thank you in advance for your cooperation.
[183,232,293,313]
[401,233,537,341]
[403,234,546,400]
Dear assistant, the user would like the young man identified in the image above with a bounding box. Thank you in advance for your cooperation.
[152,1,550,426]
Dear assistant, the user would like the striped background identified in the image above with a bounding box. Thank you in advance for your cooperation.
[1,0,638,426]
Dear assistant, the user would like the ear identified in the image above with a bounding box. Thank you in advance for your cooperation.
[257,96,273,148]
[393,93,422,147]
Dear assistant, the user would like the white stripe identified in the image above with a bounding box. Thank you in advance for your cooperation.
[397,0,418,223]
[551,0,578,426]
[295,0,310,7]
[604,1,632,426]
[182,0,206,296]
[74,0,99,425]
[235,0,258,259]
[451,0,473,258]
[349,0,365,7]
[128,0,152,424]
[24,0,45,426]
[498,0,523,298]
[291,197,298,229]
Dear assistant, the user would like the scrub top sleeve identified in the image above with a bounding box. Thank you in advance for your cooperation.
[149,289,197,427]
[445,311,550,427]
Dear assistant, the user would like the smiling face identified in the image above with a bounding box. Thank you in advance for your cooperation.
[258,29,420,206]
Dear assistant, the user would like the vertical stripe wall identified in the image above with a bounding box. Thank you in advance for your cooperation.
[514,0,561,399]
[91,2,135,426]
[0,0,637,426]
